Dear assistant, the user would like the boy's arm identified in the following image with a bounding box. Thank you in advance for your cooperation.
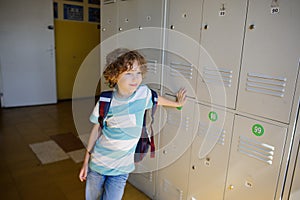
[79,123,101,182]
[157,88,187,107]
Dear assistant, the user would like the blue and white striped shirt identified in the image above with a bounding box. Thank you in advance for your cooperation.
[89,85,153,175]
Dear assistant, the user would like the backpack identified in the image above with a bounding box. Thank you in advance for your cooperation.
[97,89,158,162]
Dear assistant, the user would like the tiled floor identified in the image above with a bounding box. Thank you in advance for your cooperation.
[0,101,150,200]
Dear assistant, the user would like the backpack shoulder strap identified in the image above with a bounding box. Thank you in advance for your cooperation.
[149,89,158,157]
[98,91,113,129]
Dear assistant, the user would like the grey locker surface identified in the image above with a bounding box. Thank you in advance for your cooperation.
[289,142,300,200]
[164,0,204,99]
[163,52,198,99]
[139,48,162,91]
[101,0,118,42]
[118,0,138,32]
[197,0,248,109]
[167,0,204,42]
[236,0,300,123]
[157,98,197,200]
[188,104,234,200]
[225,115,287,200]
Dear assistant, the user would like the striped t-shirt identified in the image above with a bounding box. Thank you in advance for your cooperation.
[89,85,153,175]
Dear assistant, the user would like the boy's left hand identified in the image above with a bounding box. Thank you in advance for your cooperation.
[176,88,187,107]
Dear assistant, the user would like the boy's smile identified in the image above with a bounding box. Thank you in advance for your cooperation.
[116,61,143,98]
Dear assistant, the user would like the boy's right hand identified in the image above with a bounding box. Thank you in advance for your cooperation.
[79,164,88,182]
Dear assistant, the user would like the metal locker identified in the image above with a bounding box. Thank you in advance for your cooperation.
[127,96,162,199]
[224,115,287,200]
[164,0,204,98]
[101,0,118,42]
[157,98,198,200]
[236,0,300,123]
[187,104,234,200]
[139,48,162,91]
[197,0,248,109]
[163,51,198,100]
[118,0,138,32]
[167,0,204,42]
[135,0,164,29]
[289,142,300,200]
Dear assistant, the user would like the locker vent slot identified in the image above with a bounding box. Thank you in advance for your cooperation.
[203,66,233,87]
[246,72,286,97]
[197,122,208,137]
[103,0,116,5]
[170,62,193,79]
[139,172,153,182]
[217,130,225,146]
[167,111,182,126]
[161,179,183,200]
[134,165,153,182]
[197,122,225,146]
[147,60,158,74]
[238,136,275,165]
[167,111,190,131]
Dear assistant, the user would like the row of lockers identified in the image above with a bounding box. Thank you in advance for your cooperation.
[100,0,300,199]
[130,100,288,200]
[101,0,300,124]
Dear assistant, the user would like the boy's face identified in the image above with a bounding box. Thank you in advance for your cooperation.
[117,60,143,96]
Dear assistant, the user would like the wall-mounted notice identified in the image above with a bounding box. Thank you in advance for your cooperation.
[88,7,100,22]
[64,4,84,21]
[88,0,100,5]
[53,2,58,19]
[65,0,83,2]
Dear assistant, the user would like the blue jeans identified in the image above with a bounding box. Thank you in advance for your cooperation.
[86,168,129,200]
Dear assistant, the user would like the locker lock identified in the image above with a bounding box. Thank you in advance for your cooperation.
[228,185,234,190]
[249,24,255,30]
[170,25,175,30]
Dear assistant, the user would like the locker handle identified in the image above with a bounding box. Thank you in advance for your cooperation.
[47,25,54,30]
[170,25,175,30]
[119,27,123,31]
[203,24,209,30]
[228,185,234,190]
[249,24,255,30]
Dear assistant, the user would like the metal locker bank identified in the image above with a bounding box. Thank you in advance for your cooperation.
[100,0,300,199]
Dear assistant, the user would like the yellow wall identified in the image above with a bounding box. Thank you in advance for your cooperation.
[55,20,100,99]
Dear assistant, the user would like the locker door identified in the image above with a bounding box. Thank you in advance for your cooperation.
[167,0,203,42]
[163,52,198,98]
[236,0,300,123]
[164,0,204,98]
[127,94,162,199]
[188,105,234,200]
[118,0,138,32]
[101,0,118,42]
[139,48,162,91]
[157,98,197,200]
[198,0,247,109]
[225,115,287,200]
[136,0,164,29]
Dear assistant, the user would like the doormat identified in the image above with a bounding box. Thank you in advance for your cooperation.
[29,140,69,164]
[50,132,84,153]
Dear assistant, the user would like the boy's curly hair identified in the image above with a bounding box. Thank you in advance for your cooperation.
[103,49,147,88]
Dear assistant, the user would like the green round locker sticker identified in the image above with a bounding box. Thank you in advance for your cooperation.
[252,124,264,136]
[208,111,218,122]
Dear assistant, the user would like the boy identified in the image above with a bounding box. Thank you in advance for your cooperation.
[79,49,186,200]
